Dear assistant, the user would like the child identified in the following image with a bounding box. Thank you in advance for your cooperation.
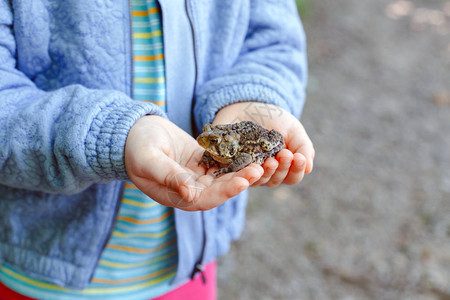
[0,0,314,298]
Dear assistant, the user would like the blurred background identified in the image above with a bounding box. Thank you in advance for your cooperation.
[218,0,450,299]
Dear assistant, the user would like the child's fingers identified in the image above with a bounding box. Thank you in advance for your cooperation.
[286,123,315,174]
[251,157,278,186]
[296,144,315,174]
[265,149,293,187]
[185,164,262,210]
[231,163,264,186]
[135,171,252,212]
[282,153,307,185]
[189,177,249,210]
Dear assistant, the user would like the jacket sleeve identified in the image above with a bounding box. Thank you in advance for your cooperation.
[193,0,308,130]
[0,1,165,194]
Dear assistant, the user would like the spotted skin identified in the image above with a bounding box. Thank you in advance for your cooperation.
[197,121,284,176]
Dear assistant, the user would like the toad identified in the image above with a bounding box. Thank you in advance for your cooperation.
[197,120,284,176]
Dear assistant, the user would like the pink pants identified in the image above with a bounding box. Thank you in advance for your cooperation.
[0,261,217,300]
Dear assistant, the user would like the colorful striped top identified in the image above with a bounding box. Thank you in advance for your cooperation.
[0,1,178,299]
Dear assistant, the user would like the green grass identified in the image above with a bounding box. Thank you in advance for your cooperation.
[296,0,311,18]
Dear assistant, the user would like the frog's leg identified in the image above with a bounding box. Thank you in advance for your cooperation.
[254,152,271,165]
[214,152,253,176]
[254,142,284,165]
[198,151,219,169]
[258,130,284,151]
[270,142,284,157]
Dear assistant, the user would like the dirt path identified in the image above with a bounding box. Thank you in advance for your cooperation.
[218,1,450,299]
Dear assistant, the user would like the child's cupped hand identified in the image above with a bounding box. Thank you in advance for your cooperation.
[125,115,263,211]
[213,102,315,187]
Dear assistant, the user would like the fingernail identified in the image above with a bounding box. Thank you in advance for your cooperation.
[259,166,265,175]
[239,185,248,193]
[308,158,314,173]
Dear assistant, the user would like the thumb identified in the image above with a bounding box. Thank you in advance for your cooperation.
[138,149,197,198]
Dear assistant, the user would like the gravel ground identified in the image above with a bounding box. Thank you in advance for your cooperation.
[218,1,450,299]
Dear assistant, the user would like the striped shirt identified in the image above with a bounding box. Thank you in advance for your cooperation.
[0,1,178,299]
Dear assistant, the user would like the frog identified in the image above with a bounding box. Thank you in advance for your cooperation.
[197,120,284,176]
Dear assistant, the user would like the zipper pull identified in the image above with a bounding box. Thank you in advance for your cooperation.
[191,263,207,284]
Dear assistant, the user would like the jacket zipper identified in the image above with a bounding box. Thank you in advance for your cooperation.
[129,0,135,99]
[185,0,207,283]
[128,0,205,284]
[186,0,201,137]
[185,0,198,92]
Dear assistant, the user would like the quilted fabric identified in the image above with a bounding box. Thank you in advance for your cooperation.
[0,0,166,289]
[0,0,307,290]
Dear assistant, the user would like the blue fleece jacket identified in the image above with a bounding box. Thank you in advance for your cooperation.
[0,0,307,289]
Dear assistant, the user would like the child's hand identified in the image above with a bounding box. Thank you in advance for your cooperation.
[125,115,263,211]
[213,102,315,187]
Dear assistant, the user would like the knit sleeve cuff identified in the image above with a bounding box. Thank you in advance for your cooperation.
[85,100,166,181]
[193,75,303,131]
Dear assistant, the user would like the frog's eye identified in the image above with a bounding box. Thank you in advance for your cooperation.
[210,136,221,144]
